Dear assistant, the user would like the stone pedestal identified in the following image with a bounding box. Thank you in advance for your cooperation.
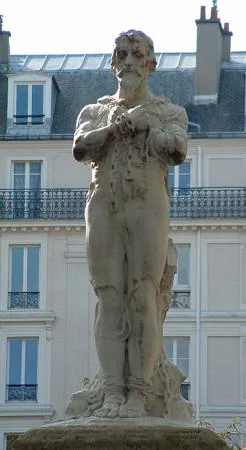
[14,417,229,450]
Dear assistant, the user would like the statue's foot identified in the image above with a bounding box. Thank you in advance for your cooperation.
[93,393,124,418]
[119,390,146,418]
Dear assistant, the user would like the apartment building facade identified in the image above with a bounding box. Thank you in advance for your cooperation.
[0,5,246,449]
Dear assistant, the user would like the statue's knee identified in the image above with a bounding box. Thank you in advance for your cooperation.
[96,286,121,313]
[129,279,156,314]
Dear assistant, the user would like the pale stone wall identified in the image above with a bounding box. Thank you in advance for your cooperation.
[207,242,241,310]
[0,137,246,445]
[0,140,91,189]
[207,337,240,405]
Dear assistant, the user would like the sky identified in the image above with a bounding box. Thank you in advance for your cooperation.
[1,0,246,55]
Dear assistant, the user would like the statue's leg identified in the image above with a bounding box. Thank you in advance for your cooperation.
[93,285,127,417]
[86,203,127,417]
[119,194,169,418]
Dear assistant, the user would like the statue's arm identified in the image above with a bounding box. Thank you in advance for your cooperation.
[151,104,188,165]
[72,105,115,163]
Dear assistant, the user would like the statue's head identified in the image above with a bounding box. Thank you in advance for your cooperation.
[111,30,157,76]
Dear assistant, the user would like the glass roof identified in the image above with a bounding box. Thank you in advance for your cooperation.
[43,55,65,70]
[63,55,84,70]
[101,55,112,70]
[82,55,104,69]
[179,54,196,69]
[25,56,46,70]
[8,52,246,72]
[230,53,246,64]
[158,54,181,69]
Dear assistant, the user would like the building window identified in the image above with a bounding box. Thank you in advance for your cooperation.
[5,434,22,450]
[12,161,42,190]
[171,243,191,309]
[14,83,44,125]
[8,245,40,309]
[164,336,191,400]
[6,338,38,401]
[169,161,191,190]
[11,161,42,219]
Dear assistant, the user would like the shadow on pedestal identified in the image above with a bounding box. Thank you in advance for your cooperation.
[14,417,230,450]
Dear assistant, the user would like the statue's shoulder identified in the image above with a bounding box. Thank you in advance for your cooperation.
[76,102,105,127]
[77,103,100,119]
[153,96,185,113]
[155,97,188,127]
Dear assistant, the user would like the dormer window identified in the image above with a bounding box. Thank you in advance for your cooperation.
[15,83,44,125]
[7,72,58,136]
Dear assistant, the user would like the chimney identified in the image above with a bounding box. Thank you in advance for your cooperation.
[222,22,233,62]
[0,15,11,65]
[195,5,232,104]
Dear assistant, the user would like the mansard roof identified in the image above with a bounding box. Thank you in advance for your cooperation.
[0,52,245,136]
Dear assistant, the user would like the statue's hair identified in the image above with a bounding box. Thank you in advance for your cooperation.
[111,29,157,74]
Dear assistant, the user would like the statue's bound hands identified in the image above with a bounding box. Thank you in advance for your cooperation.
[114,113,135,136]
[114,107,150,137]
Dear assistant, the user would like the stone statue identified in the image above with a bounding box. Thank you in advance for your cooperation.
[67,30,192,421]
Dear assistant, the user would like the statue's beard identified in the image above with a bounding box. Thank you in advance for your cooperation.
[118,72,141,94]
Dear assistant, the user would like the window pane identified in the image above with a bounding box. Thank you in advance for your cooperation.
[13,163,25,175]
[27,247,39,291]
[181,383,190,400]
[16,85,28,124]
[168,166,175,190]
[164,337,173,361]
[177,337,190,376]
[9,339,22,384]
[177,337,189,359]
[30,162,41,175]
[29,162,41,189]
[164,337,190,376]
[25,339,38,384]
[176,244,190,286]
[32,85,44,124]
[11,247,24,291]
[179,161,191,188]
[13,163,25,189]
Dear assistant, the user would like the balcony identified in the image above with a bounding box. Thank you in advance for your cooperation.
[0,188,87,220]
[6,384,38,401]
[171,290,191,309]
[0,187,245,220]
[8,292,40,309]
[171,187,246,218]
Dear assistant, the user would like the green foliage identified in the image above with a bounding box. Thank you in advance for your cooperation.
[197,418,246,449]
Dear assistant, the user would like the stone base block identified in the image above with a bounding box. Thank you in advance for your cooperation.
[14,417,229,450]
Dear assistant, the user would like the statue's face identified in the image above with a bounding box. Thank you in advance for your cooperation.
[113,36,150,91]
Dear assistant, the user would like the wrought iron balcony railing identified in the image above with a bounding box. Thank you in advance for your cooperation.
[0,188,87,220]
[6,384,38,401]
[171,187,246,218]
[8,291,40,309]
[0,187,245,220]
[171,291,191,309]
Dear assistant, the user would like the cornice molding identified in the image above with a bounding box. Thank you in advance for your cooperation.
[167,311,246,323]
[0,311,56,323]
[170,221,246,232]
[0,221,245,233]
[0,403,53,417]
[0,222,85,233]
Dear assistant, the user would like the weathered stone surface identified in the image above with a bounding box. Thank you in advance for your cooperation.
[14,417,229,450]
[71,29,190,421]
